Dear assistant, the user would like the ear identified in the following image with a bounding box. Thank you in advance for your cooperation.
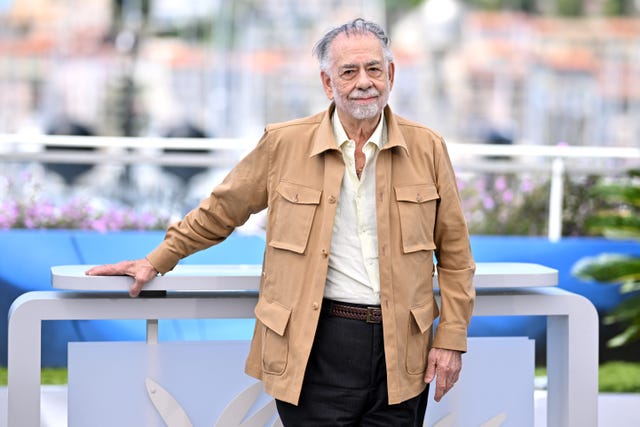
[320,71,334,100]
[387,61,395,91]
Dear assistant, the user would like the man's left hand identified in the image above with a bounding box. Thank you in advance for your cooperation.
[424,347,462,402]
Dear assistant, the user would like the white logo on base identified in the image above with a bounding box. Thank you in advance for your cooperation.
[146,378,282,427]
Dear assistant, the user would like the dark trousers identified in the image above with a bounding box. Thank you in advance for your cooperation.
[276,300,429,426]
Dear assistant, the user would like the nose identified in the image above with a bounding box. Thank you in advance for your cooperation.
[355,68,373,89]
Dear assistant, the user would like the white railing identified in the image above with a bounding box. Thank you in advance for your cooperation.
[1,134,639,241]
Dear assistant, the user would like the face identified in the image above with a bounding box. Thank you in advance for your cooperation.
[321,32,395,122]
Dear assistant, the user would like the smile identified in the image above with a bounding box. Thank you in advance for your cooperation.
[351,96,377,103]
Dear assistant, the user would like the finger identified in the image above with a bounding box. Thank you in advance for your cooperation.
[128,262,159,297]
[87,260,136,276]
[129,279,146,298]
[424,352,437,383]
[450,370,460,385]
[85,264,120,276]
[435,363,460,401]
[434,368,448,402]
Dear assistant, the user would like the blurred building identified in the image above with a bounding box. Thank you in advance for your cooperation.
[0,0,386,139]
[0,0,638,147]
[392,5,640,147]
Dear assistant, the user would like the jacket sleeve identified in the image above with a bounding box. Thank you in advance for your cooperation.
[147,134,271,274]
[431,136,476,352]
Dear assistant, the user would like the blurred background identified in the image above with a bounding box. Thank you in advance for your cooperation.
[0,0,638,224]
[1,0,638,143]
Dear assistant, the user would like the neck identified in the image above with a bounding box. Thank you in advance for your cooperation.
[337,111,381,146]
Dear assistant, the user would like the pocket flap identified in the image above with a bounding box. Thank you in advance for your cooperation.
[395,184,439,204]
[277,181,321,205]
[254,298,292,336]
[410,300,435,334]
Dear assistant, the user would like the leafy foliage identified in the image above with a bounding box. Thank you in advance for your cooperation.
[572,170,640,348]
[598,361,640,393]
[573,254,640,284]
[602,0,636,15]
[535,361,640,393]
[462,0,538,12]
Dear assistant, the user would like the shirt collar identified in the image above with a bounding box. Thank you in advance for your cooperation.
[310,103,406,157]
[331,109,386,150]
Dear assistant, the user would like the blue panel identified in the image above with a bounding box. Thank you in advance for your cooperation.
[468,236,639,344]
[72,230,266,265]
[470,236,638,311]
[182,232,265,265]
[72,230,165,264]
[0,229,80,291]
[0,230,84,365]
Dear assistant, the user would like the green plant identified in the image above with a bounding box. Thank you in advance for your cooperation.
[572,170,640,348]
[39,368,68,385]
[0,367,68,385]
[535,361,640,393]
[598,361,640,393]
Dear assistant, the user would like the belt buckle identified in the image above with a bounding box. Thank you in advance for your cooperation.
[365,307,379,323]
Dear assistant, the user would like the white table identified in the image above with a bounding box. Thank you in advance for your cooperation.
[7,262,598,427]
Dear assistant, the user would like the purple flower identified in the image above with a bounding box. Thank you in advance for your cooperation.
[482,196,495,210]
[0,200,19,228]
[520,178,534,193]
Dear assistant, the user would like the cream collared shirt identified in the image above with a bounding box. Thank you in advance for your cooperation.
[323,111,385,305]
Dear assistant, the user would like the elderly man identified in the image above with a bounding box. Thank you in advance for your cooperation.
[88,18,475,426]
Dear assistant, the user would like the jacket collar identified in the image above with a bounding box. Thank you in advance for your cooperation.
[382,105,409,155]
[310,103,409,157]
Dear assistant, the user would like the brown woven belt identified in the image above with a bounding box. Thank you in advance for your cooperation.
[324,300,382,324]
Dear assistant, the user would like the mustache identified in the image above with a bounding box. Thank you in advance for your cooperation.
[349,89,380,100]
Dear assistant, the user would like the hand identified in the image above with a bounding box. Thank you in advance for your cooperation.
[86,259,158,298]
[424,347,462,402]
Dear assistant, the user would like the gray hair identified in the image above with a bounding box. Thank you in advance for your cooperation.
[312,18,393,72]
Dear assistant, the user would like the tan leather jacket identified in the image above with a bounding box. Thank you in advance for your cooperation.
[147,104,475,405]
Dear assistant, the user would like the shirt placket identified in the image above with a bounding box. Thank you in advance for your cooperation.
[357,142,380,296]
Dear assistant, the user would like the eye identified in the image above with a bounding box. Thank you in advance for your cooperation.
[340,69,357,80]
[367,67,383,77]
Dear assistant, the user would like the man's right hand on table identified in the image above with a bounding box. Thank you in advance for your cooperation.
[86,259,159,297]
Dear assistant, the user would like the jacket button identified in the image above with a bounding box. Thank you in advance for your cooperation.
[321,249,328,258]
[328,195,336,204]
[416,194,423,202]
[312,302,319,310]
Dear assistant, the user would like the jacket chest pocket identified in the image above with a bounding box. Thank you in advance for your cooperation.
[269,181,322,254]
[394,184,439,253]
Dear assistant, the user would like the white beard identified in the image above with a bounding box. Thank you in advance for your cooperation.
[350,103,381,120]
[344,87,388,120]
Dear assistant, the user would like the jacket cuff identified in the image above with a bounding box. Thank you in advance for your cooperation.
[432,324,468,353]
[146,244,181,275]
